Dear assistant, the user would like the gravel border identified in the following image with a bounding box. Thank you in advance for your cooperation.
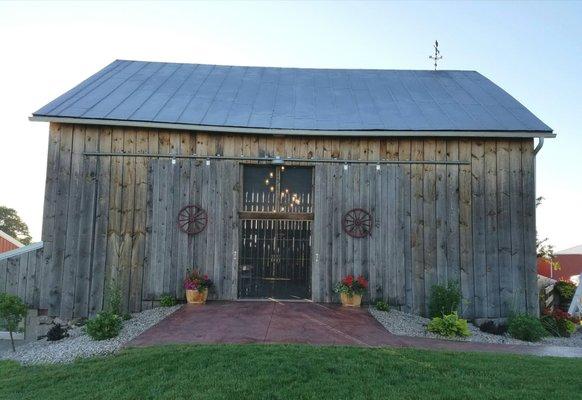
[369,307,582,347]
[0,305,181,365]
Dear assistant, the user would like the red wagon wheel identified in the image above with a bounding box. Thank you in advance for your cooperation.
[342,208,373,238]
[177,205,208,235]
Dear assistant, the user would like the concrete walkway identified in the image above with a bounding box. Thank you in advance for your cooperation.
[127,301,582,358]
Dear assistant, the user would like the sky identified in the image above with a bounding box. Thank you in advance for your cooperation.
[0,0,580,250]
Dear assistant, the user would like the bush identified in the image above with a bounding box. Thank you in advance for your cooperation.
[0,293,27,352]
[375,300,389,312]
[507,314,547,342]
[105,282,123,316]
[160,294,177,307]
[428,281,462,318]
[555,280,577,302]
[86,312,123,341]
[541,308,579,337]
[46,324,69,341]
[427,312,471,338]
[479,320,508,336]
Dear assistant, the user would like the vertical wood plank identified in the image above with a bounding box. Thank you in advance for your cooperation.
[49,124,73,316]
[435,140,448,285]
[446,141,460,290]
[471,140,487,318]
[74,126,98,317]
[522,139,538,315]
[40,123,61,309]
[89,127,112,315]
[423,140,437,316]
[410,140,425,315]
[459,139,474,318]
[496,140,512,316]
[484,140,500,318]
[510,140,526,314]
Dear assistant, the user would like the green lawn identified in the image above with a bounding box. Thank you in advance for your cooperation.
[1,345,581,399]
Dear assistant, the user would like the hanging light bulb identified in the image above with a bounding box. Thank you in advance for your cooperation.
[343,163,348,171]
[376,163,381,171]
[285,189,289,194]
[171,156,176,165]
[265,179,270,185]
[281,166,285,171]
[269,172,274,178]
[270,186,275,192]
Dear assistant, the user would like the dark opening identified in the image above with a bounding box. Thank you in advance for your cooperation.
[238,165,313,299]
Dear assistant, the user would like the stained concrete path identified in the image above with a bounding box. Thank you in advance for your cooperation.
[128,301,582,358]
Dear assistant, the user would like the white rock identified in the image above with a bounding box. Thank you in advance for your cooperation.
[0,305,181,365]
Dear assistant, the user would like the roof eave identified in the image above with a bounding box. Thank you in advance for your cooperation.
[29,115,556,139]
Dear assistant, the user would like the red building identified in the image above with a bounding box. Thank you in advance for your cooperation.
[538,244,582,284]
[0,230,24,254]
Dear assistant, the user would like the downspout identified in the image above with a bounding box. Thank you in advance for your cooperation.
[534,137,544,155]
[533,137,546,277]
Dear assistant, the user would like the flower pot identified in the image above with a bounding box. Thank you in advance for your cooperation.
[186,288,208,304]
[340,292,362,307]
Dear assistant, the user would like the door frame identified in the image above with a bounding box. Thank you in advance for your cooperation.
[236,162,315,299]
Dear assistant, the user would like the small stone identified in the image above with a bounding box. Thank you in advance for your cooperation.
[0,305,181,365]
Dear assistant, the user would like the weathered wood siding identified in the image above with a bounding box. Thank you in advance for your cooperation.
[0,243,44,308]
[40,123,538,319]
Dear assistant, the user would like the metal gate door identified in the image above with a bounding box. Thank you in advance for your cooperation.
[238,219,311,299]
[238,165,313,299]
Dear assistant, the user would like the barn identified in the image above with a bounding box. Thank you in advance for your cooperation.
[2,60,555,320]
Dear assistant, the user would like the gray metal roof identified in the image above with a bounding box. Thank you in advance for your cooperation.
[32,60,553,135]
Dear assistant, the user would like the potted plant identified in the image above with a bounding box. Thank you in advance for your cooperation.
[184,269,213,304]
[555,279,577,311]
[334,275,368,307]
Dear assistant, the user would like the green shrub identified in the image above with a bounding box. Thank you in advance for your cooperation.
[507,314,547,342]
[555,280,577,302]
[540,315,560,337]
[541,308,580,337]
[427,312,470,338]
[160,294,177,307]
[86,312,123,341]
[428,281,462,318]
[375,300,389,312]
[105,282,123,316]
[0,293,27,352]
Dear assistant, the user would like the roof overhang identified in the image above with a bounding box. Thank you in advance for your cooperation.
[29,115,556,139]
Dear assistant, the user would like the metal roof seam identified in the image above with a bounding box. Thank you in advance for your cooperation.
[31,61,553,134]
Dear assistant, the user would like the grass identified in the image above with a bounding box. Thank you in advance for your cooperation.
[1,344,581,399]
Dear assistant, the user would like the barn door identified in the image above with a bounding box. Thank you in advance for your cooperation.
[238,165,313,299]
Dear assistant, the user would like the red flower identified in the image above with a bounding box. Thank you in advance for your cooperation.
[356,275,368,288]
[342,275,354,286]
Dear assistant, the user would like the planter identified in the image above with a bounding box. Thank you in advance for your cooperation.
[340,292,362,307]
[186,288,208,304]
[559,300,572,312]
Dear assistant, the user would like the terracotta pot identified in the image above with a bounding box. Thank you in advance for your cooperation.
[340,292,362,307]
[186,288,208,304]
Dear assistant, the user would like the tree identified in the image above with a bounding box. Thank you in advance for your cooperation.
[0,206,31,245]
[0,293,27,352]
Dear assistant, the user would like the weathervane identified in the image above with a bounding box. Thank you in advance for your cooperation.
[429,40,442,70]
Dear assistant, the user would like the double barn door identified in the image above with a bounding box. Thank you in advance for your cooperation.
[238,165,313,299]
